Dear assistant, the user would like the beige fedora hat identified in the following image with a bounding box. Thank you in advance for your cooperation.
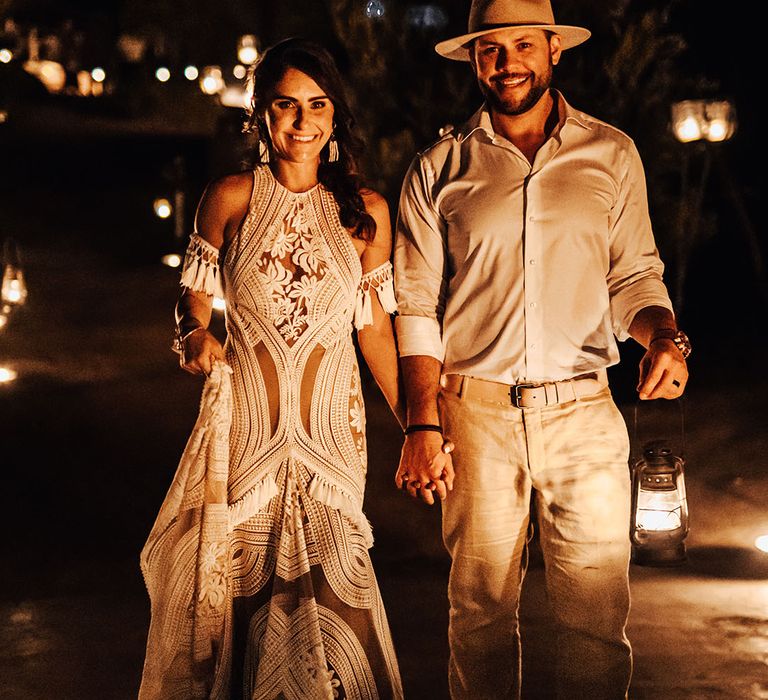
[435,0,591,61]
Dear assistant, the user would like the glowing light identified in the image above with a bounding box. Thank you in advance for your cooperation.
[237,35,259,65]
[634,490,683,532]
[1,267,27,306]
[0,367,18,383]
[77,70,92,96]
[0,310,8,330]
[0,49,12,63]
[200,66,224,95]
[675,116,701,143]
[0,110,8,124]
[184,65,199,80]
[220,85,250,109]
[233,64,247,80]
[671,99,737,144]
[91,67,106,82]
[24,59,67,93]
[161,254,182,268]
[707,120,727,142]
[153,198,172,219]
[212,296,226,312]
[756,535,768,553]
[365,0,386,19]
[155,66,171,82]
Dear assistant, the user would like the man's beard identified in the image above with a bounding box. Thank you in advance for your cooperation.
[480,63,552,116]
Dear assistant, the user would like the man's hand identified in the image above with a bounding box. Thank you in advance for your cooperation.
[396,431,455,505]
[637,338,688,399]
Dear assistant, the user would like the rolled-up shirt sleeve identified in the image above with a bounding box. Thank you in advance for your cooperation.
[394,154,448,360]
[607,139,674,341]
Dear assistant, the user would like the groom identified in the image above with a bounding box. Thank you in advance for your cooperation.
[393,0,690,697]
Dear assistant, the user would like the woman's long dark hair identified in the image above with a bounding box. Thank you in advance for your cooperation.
[244,39,375,241]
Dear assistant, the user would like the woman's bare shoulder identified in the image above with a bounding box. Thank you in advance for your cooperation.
[196,170,255,246]
[360,188,392,248]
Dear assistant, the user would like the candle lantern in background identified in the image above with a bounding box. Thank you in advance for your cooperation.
[671,99,737,144]
[1,238,28,307]
[631,439,689,566]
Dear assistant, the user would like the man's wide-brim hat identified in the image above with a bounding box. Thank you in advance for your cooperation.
[435,0,591,61]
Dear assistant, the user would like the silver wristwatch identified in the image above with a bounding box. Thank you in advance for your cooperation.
[651,330,691,359]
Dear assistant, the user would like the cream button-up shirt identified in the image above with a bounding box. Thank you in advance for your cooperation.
[394,91,673,384]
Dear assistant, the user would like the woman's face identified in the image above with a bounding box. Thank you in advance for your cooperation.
[265,67,335,165]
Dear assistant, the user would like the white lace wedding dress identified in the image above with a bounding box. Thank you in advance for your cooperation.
[139,165,403,700]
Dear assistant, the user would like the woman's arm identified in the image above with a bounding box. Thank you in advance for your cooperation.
[355,191,406,428]
[177,172,252,375]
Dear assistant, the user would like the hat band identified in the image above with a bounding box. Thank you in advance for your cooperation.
[472,21,552,31]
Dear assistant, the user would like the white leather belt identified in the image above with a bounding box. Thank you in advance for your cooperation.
[440,370,608,408]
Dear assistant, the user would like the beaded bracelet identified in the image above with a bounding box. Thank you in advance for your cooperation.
[404,424,443,436]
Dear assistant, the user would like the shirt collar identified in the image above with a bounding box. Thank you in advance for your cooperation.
[455,90,592,143]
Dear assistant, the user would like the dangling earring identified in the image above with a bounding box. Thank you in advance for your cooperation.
[328,135,339,163]
[258,138,270,164]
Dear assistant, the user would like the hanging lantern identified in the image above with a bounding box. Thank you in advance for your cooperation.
[631,440,689,566]
[2,239,28,307]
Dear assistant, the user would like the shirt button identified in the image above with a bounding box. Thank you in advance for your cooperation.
[528,215,535,222]
[530,344,537,350]
[529,259,536,266]
[529,302,537,308]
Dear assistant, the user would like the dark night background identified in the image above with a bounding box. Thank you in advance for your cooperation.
[0,1,765,698]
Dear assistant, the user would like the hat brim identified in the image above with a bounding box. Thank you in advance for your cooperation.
[435,24,591,61]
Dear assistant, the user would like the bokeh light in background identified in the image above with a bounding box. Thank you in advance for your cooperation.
[233,64,247,80]
[184,65,199,81]
[200,66,224,95]
[365,0,386,19]
[0,49,12,63]
[91,67,106,83]
[0,367,18,384]
[237,34,258,65]
[153,198,172,219]
[671,100,737,144]
[155,66,171,82]
[756,535,768,553]
[161,254,182,268]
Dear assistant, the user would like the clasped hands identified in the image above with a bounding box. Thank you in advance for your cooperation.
[395,431,455,505]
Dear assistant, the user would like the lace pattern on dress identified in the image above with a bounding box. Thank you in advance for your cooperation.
[353,261,397,330]
[180,233,224,297]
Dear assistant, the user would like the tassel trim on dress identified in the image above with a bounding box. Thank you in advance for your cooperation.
[307,472,374,547]
[227,474,280,530]
[353,261,397,330]
[180,233,225,298]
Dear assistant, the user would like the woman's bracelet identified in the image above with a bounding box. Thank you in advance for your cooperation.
[172,325,205,355]
[404,424,443,436]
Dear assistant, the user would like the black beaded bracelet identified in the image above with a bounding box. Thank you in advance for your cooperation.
[404,424,443,436]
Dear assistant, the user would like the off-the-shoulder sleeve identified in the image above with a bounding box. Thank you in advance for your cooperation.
[179,233,224,297]
[354,261,397,330]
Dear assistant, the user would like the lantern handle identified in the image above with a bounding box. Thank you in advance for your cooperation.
[632,398,686,459]
[2,237,23,268]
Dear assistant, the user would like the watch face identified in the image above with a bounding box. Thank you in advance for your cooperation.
[674,331,691,359]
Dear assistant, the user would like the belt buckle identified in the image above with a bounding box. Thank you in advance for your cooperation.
[511,383,539,408]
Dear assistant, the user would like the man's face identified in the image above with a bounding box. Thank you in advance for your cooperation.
[471,28,562,116]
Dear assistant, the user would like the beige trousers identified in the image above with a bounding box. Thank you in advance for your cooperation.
[439,385,633,700]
